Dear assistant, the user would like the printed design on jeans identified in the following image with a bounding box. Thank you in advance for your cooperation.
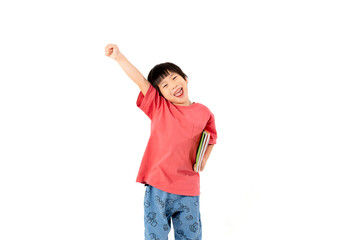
[166,198,175,205]
[176,230,191,240]
[155,195,165,208]
[172,214,182,226]
[163,224,169,231]
[165,207,175,218]
[161,211,166,219]
[149,233,160,240]
[146,212,158,227]
[194,200,199,206]
[186,215,194,221]
[144,200,150,208]
[178,203,190,213]
[189,222,199,233]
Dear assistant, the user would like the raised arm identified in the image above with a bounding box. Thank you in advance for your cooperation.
[105,44,150,95]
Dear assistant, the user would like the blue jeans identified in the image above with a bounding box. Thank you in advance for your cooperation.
[144,185,202,240]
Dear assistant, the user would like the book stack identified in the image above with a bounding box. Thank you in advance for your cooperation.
[195,130,211,172]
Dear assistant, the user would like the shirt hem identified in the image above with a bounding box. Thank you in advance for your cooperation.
[136,179,200,196]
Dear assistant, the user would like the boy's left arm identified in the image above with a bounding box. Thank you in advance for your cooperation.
[193,144,215,172]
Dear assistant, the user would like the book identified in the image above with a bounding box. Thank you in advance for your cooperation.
[195,130,211,172]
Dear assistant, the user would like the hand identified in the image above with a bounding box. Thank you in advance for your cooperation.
[193,162,205,172]
[105,44,122,61]
[193,163,199,172]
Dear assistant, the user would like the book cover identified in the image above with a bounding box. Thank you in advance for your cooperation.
[195,130,211,172]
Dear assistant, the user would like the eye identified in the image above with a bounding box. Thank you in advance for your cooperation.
[163,84,168,88]
[173,76,177,80]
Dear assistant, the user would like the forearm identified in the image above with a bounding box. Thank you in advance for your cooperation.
[115,53,147,87]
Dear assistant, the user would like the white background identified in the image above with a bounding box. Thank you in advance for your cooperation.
[1,0,359,239]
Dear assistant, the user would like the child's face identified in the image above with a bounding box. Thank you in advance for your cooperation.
[158,72,191,106]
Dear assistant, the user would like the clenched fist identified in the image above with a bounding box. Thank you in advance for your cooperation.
[105,44,122,61]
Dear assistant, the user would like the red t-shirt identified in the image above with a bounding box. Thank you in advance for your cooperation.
[136,84,217,196]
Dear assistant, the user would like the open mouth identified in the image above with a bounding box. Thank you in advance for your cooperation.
[174,87,184,98]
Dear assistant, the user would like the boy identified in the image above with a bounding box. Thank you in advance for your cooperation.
[105,44,217,240]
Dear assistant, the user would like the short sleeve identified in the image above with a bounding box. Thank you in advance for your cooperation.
[205,111,217,145]
[136,84,163,119]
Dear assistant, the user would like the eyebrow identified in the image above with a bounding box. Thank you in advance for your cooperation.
[160,73,175,86]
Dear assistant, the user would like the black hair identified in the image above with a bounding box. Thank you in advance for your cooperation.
[147,62,188,97]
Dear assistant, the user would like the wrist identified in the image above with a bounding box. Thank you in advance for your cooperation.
[115,53,125,63]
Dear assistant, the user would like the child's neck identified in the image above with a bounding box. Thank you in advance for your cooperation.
[174,99,193,106]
